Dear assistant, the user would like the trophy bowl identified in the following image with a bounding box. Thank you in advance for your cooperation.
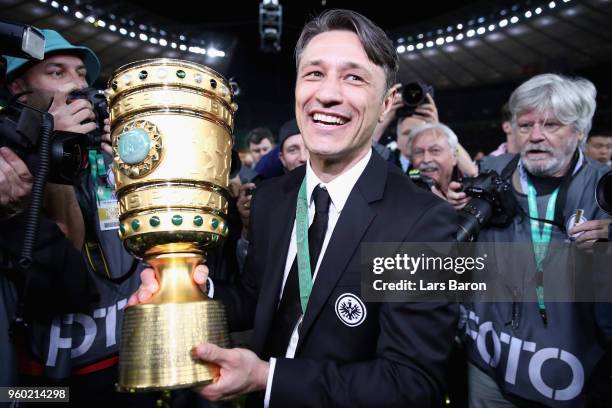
[107,58,237,391]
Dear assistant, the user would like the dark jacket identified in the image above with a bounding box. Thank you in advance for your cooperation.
[216,150,459,407]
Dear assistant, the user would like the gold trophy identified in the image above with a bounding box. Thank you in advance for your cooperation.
[107,58,237,391]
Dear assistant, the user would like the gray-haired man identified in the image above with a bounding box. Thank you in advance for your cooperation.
[464,73,611,407]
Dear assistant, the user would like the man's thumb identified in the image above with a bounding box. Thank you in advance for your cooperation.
[194,343,226,365]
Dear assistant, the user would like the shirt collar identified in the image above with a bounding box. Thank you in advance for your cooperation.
[305,149,372,213]
[399,154,410,172]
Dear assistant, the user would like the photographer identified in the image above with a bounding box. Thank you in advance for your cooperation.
[374,82,478,179]
[462,73,611,407]
[407,122,461,201]
[2,29,149,405]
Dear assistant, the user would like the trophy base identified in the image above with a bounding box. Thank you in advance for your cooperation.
[117,299,230,392]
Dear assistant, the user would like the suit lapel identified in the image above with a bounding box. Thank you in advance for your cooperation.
[296,151,387,351]
[252,167,304,355]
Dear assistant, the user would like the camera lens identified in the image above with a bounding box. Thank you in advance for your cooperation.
[596,170,612,214]
[402,83,426,107]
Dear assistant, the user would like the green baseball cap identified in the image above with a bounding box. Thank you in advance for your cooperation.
[4,29,100,85]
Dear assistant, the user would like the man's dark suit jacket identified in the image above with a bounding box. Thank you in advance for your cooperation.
[216,150,458,407]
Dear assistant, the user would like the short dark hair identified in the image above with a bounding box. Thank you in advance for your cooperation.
[501,102,511,123]
[247,127,275,146]
[294,9,398,92]
[588,119,611,141]
[587,132,612,141]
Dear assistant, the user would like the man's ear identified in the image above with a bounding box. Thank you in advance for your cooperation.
[7,78,28,102]
[502,121,512,135]
[378,86,396,123]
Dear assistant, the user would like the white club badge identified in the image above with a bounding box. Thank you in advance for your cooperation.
[335,293,367,327]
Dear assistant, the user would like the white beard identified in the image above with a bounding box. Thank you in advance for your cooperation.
[520,138,578,177]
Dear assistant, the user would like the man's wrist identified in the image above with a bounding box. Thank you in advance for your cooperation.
[253,359,270,392]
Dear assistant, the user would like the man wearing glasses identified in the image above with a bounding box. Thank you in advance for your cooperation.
[463,73,611,407]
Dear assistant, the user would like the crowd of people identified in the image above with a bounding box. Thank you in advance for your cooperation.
[1,8,611,408]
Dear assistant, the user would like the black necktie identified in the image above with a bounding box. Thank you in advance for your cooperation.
[266,185,331,358]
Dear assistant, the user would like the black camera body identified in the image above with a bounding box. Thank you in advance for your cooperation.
[0,87,108,184]
[398,82,435,118]
[457,170,517,242]
[0,101,91,184]
[66,87,109,146]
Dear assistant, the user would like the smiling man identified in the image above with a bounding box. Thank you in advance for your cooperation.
[408,123,459,196]
[132,9,458,407]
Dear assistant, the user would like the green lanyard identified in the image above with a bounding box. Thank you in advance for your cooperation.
[295,177,315,313]
[88,150,113,203]
[526,179,559,326]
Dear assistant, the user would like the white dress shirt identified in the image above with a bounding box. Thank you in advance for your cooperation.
[264,149,372,407]
[399,154,411,173]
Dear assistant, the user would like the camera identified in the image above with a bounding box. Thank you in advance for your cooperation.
[408,168,436,191]
[398,82,434,118]
[66,87,109,147]
[1,23,100,184]
[456,170,518,242]
[596,169,612,215]
[0,101,91,184]
[0,21,44,61]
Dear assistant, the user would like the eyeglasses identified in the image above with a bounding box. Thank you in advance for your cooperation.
[516,121,567,135]
[411,146,446,159]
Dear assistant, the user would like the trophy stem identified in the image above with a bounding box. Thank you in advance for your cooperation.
[147,252,208,304]
[118,252,230,392]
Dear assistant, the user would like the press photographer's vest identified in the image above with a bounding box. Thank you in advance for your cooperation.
[463,152,611,407]
[22,152,143,380]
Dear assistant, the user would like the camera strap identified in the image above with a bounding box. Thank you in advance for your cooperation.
[526,179,559,327]
[78,151,137,284]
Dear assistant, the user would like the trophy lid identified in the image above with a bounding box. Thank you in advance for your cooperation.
[107,58,235,110]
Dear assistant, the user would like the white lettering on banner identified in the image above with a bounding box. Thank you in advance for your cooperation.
[528,348,584,401]
[70,314,97,359]
[476,321,501,367]
[462,305,585,402]
[46,298,128,367]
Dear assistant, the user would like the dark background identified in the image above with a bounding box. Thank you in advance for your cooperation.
[2,0,611,154]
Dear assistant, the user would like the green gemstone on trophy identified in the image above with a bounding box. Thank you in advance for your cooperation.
[223,224,228,234]
[139,70,148,80]
[149,216,160,227]
[118,128,151,164]
[119,224,125,235]
[131,219,141,231]
[211,218,219,229]
[193,215,203,226]
[172,215,183,225]
[210,78,217,89]
[176,69,186,79]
